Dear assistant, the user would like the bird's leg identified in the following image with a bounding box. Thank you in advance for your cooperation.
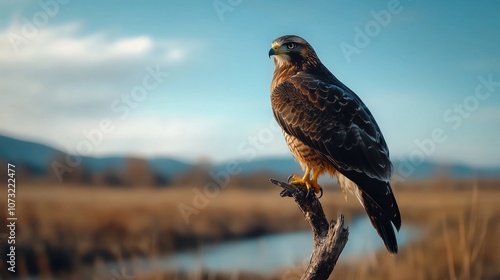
[310,169,323,198]
[288,167,323,197]
[288,167,310,186]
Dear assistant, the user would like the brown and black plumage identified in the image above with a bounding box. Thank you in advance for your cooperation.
[269,35,401,254]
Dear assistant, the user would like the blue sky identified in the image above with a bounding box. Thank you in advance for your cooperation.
[0,0,499,167]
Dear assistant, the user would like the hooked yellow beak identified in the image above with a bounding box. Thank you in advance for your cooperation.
[268,43,284,58]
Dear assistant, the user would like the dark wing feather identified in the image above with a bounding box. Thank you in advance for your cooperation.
[362,191,398,254]
[271,72,401,231]
[272,71,392,181]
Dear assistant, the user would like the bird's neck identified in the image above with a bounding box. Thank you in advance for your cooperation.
[271,64,300,91]
[271,61,332,91]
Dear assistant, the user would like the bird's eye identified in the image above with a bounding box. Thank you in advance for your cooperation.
[286,43,295,49]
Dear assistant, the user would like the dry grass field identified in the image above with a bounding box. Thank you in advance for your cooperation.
[0,178,499,279]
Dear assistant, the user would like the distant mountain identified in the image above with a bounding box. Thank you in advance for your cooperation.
[447,163,500,178]
[213,157,302,177]
[390,160,500,178]
[148,157,192,176]
[0,134,191,178]
[0,133,498,180]
[215,156,500,179]
[0,134,63,175]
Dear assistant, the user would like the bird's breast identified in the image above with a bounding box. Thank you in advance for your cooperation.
[284,132,326,172]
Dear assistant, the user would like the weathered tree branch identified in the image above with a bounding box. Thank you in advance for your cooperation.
[270,178,349,280]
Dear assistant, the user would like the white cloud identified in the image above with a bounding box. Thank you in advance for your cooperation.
[0,21,204,158]
[0,21,190,61]
[110,36,153,55]
[0,20,198,97]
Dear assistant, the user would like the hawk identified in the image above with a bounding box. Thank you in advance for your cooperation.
[269,35,401,254]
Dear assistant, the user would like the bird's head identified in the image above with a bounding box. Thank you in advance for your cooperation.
[268,35,320,68]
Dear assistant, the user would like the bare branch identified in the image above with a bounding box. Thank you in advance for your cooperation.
[270,178,349,280]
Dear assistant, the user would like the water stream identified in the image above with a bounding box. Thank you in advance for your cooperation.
[105,217,419,275]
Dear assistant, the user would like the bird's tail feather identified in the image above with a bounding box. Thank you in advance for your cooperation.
[361,192,398,254]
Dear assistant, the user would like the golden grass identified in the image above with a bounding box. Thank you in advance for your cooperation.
[327,182,500,280]
[0,178,499,279]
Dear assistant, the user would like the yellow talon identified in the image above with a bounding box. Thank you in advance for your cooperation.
[288,168,323,197]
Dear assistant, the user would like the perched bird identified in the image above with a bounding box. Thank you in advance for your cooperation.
[269,35,401,254]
